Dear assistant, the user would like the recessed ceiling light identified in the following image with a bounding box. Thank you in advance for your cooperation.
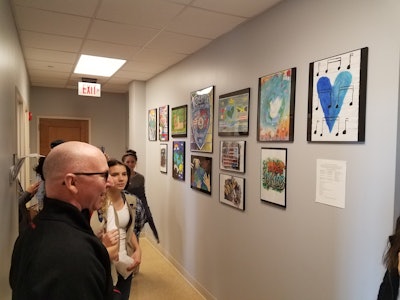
[74,54,126,77]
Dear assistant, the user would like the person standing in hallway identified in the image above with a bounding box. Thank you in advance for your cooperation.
[106,159,142,300]
[9,141,113,300]
[122,150,159,243]
[378,216,400,299]
[17,180,40,233]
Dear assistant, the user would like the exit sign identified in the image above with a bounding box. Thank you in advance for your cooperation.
[78,82,101,97]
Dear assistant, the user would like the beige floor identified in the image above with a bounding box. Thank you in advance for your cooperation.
[130,238,205,300]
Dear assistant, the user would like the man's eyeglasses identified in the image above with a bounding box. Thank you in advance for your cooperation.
[72,171,109,181]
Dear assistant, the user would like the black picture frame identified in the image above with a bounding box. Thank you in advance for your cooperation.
[190,155,212,194]
[171,105,188,138]
[219,140,246,173]
[219,173,245,211]
[257,68,296,142]
[260,147,287,208]
[172,141,185,181]
[218,88,250,136]
[307,47,368,142]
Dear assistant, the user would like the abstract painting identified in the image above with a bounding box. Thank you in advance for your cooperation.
[160,144,167,173]
[171,105,187,137]
[218,88,250,136]
[159,105,169,141]
[219,174,245,211]
[190,155,212,194]
[148,108,157,141]
[258,68,296,142]
[219,140,245,173]
[172,141,185,181]
[260,147,287,208]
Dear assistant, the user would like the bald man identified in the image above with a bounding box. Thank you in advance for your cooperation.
[10,142,113,300]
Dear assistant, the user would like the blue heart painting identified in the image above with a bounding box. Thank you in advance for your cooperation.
[317,71,352,132]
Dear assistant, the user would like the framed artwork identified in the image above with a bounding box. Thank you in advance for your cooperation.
[257,68,296,142]
[260,148,287,208]
[219,174,245,211]
[160,144,167,173]
[148,108,157,141]
[307,47,368,142]
[218,88,250,136]
[172,141,185,181]
[159,105,169,141]
[171,105,188,137]
[219,140,246,173]
[190,86,214,153]
[190,155,212,194]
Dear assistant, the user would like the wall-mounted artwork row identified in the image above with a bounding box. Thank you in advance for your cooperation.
[307,47,368,142]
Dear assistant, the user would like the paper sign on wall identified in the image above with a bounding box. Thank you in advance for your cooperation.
[316,159,346,208]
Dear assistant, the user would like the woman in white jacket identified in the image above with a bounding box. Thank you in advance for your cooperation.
[106,159,142,300]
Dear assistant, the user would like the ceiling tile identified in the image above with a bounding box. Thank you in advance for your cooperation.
[115,70,154,81]
[192,0,282,18]
[24,48,78,64]
[132,48,187,65]
[121,61,168,74]
[26,60,74,73]
[14,6,90,37]
[20,31,83,52]
[97,0,185,29]
[146,31,211,54]
[12,0,99,17]
[166,7,245,39]
[88,20,160,47]
[81,40,141,60]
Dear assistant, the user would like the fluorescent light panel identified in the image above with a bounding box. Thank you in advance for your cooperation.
[74,54,126,77]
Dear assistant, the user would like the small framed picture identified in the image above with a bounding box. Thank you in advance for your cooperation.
[172,141,185,181]
[219,174,245,211]
[159,105,169,141]
[190,155,212,194]
[160,144,167,173]
[219,140,246,173]
[171,105,188,137]
[218,88,250,136]
[260,147,287,208]
[190,86,214,153]
[148,108,157,141]
[258,68,296,142]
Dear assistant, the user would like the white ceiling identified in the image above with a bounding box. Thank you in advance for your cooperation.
[10,0,282,93]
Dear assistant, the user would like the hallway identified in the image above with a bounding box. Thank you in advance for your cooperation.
[130,238,205,300]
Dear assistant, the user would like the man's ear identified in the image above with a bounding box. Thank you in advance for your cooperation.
[64,174,79,194]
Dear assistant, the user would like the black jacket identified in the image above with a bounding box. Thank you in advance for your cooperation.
[378,269,399,300]
[10,197,113,300]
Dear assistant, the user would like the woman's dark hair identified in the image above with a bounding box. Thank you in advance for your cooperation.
[121,149,137,163]
[107,158,131,190]
[384,216,400,270]
[34,157,46,180]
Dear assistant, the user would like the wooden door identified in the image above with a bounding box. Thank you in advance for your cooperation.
[39,118,89,155]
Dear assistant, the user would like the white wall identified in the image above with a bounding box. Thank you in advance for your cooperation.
[140,0,400,299]
[0,0,30,298]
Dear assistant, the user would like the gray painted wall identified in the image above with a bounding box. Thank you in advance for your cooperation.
[29,87,129,160]
[141,0,400,299]
[0,1,30,298]
[2,0,400,299]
